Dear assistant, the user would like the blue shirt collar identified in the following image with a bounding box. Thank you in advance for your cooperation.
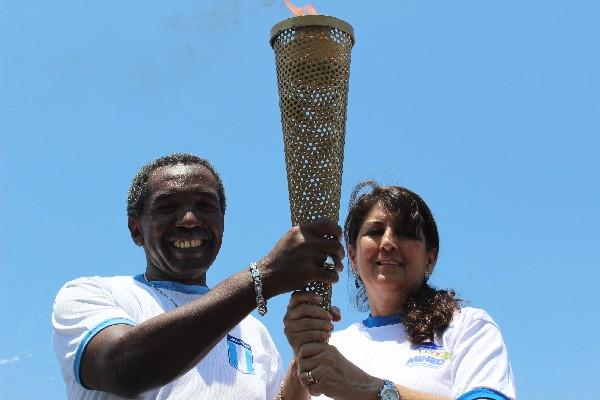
[134,274,209,295]
[362,313,403,328]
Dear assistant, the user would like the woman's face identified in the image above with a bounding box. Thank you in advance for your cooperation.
[349,202,438,310]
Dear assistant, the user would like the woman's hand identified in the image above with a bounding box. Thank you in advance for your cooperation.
[296,342,382,400]
[283,292,341,356]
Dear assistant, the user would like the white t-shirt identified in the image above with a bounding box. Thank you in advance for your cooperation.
[52,275,285,400]
[314,307,516,400]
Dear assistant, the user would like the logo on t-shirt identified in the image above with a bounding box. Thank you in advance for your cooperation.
[227,334,254,374]
[406,342,451,369]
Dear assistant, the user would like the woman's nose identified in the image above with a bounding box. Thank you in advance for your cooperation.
[380,228,397,251]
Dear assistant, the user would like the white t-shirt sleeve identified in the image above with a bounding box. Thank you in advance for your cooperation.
[450,309,516,400]
[51,277,136,387]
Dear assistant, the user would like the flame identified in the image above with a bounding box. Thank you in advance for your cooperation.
[284,0,318,16]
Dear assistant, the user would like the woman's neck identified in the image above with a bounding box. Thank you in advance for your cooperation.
[367,290,406,316]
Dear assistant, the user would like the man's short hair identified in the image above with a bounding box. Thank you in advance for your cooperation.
[127,153,226,218]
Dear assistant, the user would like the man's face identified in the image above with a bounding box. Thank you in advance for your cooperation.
[128,164,224,284]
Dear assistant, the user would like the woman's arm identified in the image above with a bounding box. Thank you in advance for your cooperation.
[296,341,450,400]
[275,358,310,400]
[280,292,338,400]
[283,293,450,400]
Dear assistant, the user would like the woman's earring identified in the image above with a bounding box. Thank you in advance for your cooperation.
[424,271,431,282]
[352,268,361,288]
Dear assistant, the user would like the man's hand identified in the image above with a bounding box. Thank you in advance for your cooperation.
[257,218,345,298]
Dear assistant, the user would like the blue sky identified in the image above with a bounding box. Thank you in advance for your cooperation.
[1,1,599,398]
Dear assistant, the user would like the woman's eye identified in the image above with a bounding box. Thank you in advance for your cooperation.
[366,228,383,236]
[395,225,417,240]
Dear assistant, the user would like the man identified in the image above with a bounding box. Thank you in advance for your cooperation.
[52,153,343,399]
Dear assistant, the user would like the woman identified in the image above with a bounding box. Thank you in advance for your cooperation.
[278,182,516,400]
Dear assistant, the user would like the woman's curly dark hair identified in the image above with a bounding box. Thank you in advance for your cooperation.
[344,181,461,344]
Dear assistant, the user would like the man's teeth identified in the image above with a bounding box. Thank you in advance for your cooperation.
[173,239,203,249]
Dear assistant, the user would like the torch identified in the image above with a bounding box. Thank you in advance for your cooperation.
[270,2,354,310]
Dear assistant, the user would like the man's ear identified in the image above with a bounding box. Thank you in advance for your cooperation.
[426,247,439,275]
[128,216,144,247]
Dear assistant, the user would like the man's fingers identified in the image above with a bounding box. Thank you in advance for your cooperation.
[313,236,345,263]
[331,255,344,274]
[312,268,340,285]
[299,218,342,240]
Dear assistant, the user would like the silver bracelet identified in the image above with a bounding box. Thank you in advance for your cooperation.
[249,262,267,316]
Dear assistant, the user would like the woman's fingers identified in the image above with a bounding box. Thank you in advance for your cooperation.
[287,292,326,311]
[284,293,336,352]
[287,330,331,346]
[296,343,331,397]
[297,341,329,360]
[329,306,341,322]
[285,293,335,333]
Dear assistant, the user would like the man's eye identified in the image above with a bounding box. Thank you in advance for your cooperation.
[155,204,176,213]
[198,202,219,212]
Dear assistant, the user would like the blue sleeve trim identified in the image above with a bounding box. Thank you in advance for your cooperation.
[73,318,136,388]
[133,274,209,294]
[457,387,511,400]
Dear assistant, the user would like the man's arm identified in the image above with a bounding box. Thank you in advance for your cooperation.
[80,219,344,397]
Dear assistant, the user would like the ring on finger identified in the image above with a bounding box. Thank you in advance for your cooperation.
[305,369,317,385]
[323,257,335,270]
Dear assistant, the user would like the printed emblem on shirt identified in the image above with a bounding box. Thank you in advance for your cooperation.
[227,334,254,374]
[406,342,451,369]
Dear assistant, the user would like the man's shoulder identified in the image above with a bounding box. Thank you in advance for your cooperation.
[58,275,133,290]
[54,275,140,303]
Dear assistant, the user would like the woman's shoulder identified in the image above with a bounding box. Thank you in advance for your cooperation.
[443,306,504,345]
[452,306,499,327]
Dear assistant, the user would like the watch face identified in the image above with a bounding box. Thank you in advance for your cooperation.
[380,381,399,400]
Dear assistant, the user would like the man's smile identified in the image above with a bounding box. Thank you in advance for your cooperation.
[167,227,214,251]
[172,239,205,249]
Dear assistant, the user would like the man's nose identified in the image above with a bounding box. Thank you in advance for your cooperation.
[177,210,200,228]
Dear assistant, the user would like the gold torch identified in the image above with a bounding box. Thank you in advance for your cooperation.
[270,4,354,310]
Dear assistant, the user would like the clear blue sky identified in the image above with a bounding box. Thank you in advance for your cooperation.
[2,1,599,398]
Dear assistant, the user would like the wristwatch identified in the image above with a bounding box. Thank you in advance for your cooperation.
[378,379,400,400]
